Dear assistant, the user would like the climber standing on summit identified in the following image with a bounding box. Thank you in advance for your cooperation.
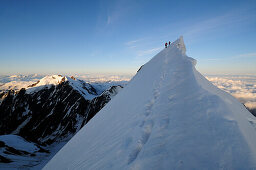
[169,41,171,46]
[165,42,167,48]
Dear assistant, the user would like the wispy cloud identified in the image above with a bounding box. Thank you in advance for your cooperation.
[204,52,256,61]
[129,46,162,66]
[205,58,222,61]
[183,7,256,40]
[137,47,162,57]
[105,5,122,25]
[105,0,136,26]
[95,0,135,32]
[125,39,144,46]
[236,53,256,58]
[124,37,163,65]
[107,15,114,25]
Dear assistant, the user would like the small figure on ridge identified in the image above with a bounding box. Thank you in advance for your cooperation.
[165,42,167,48]
[169,41,171,46]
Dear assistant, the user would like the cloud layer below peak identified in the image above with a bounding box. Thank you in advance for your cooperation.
[207,75,256,110]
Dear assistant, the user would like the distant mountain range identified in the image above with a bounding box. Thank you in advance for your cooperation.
[0,75,123,168]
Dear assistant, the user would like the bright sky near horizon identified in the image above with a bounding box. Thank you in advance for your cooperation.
[0,0,256,75]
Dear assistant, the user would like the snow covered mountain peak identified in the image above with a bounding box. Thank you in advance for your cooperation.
[25,75,98,100]
[28,75,66,87]
[25,75,67,93]
[44,37,256,170]
[172,35,186,54]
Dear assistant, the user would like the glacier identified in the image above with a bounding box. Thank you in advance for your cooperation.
[44,37,256,170]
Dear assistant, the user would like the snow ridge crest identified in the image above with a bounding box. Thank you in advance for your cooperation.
[173,36,186,54]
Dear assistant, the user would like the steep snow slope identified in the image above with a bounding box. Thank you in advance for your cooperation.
[44,37,256,170]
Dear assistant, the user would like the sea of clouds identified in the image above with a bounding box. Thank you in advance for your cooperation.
[206,75,256,110]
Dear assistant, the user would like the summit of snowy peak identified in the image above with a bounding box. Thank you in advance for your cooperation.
[172,36,186,54]
[25,75,98,100]
[26,75,67,93]
[164,36,195,66]
[28,75,66,87]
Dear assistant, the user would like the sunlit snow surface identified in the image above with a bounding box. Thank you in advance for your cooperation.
[44,37,256,170]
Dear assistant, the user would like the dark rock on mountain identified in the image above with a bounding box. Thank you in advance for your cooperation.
[0,155,12,163]
[0,76,123,146]
[0,75,123,168]
[246,107,256,117]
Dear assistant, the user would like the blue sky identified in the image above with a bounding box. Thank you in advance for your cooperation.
[0,0,255,75]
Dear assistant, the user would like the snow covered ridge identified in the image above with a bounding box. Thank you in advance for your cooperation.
[24,75,126,100]
[24,75,99,100]
[27,75,66,88]
[25,75,66,93]
[0,75,129,100]
[45,36,256,169]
